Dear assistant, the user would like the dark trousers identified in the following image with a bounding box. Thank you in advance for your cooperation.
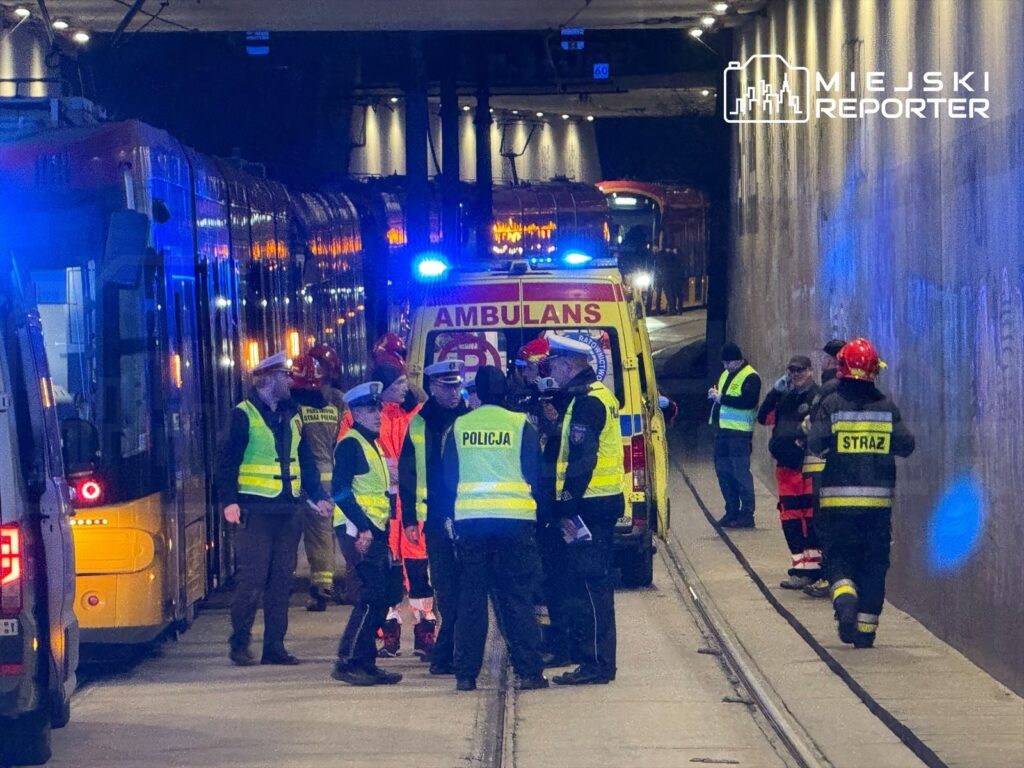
[537,521,572,656]
[819,509,892,621]
[563,502,620,679]
[454,523,544,680]
[337,531,363,604]
[713,433,755,520]
[336,526,402,670]
[426,522,461,668]
[229,511,302,653]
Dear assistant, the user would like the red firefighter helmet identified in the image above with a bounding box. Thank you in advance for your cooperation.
[308,344,342,380]
[516,337,550,367]
[290,353,325,388]
[373,349,407,374]
[373,332,407,361]
[836,338,884,381]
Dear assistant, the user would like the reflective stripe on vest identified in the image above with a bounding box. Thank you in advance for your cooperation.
[453,407,536,522]
[556,382,624,499]
[819,485,893,509]
[408,415,428,522]
[334,430,391,531]
[831,410,894,454]
[710,365,758,432]
[236,400,301,498]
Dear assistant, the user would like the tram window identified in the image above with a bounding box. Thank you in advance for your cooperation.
[424,328,623,406]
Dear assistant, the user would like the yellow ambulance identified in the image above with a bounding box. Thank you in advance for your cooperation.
[407,255,669,586]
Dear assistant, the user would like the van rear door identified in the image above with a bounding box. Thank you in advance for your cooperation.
[15,303,78,714]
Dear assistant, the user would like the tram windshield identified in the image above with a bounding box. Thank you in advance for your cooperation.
[31,262,162,498]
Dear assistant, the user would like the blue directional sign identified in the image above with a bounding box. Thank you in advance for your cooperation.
[561,27,585,51]
[246,30,270,56]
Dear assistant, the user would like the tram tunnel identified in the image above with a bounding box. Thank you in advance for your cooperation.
[1,2,1022,768]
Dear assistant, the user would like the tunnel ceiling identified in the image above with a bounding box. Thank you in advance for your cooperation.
[42,0,766,33]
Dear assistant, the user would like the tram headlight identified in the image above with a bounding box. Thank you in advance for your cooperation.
[633,271,653,290]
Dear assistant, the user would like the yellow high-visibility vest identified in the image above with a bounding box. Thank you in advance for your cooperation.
[407,415,428,522]
[711,365,758,432]
[334,429,390,531]
[236,400,301,498]
[452,407,536,522]
[556,381,624,499]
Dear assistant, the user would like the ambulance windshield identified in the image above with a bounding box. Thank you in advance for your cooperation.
[425,327,623,405]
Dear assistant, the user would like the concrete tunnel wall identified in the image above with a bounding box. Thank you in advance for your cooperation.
[728,0,1024,694]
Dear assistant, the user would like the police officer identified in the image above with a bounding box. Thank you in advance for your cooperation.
[544,335,624,685]
[398,359,468,675]
[218,352,328,666]
[709,342,762,528]
[331,381,403,685]
[808,338,915,648]
[290,351,346,611]
[441,366,549,692]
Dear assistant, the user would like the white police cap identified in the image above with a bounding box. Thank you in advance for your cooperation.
[545,333,592,358]
[424,359,465,384]
[252,351,291,375]
[343,381,384,408]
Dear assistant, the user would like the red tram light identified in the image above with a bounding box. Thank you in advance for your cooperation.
[77,479,103,504]
[1,525,23,615]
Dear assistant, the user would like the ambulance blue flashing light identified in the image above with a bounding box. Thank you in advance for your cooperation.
[562,251,593,266]
[413,252,450,281]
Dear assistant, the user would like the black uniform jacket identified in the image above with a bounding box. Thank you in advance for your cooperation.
[398,397,468,530]
[808,379,915,491]
[757,383,820,470]
[216,389,325,514]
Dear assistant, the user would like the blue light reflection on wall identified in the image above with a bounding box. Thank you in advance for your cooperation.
[927,474,986,574]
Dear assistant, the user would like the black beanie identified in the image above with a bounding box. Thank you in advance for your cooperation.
[720,342,743,362]
[370,363,405,391]
[823,338,846,357]
[474,365,507,405]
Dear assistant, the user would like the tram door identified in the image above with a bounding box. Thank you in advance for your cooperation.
[167,278,208,621]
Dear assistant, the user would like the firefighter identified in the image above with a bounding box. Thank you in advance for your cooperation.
[371,360,436,660]
[509,336,551,419]
[709,342,762,528]
[545,334,624,685]
[808,338,915,648]
[290,351,346,611]
[441,366,549,692]
[802,338,847,598]
[331,381,404,686]
[757,355,822,589]
[398,359,468,675]
[218,352,329,666]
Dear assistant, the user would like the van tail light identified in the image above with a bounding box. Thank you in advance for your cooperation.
[1,524,23,616]
[630,435,647,493]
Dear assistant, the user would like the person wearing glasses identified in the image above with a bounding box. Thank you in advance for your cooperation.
[757,355,822,589]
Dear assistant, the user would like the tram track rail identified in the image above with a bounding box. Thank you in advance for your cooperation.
[673,455,950,768]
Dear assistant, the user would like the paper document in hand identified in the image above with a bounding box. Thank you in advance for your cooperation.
[562,515,593,544]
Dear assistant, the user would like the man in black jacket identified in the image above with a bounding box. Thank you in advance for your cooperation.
[398,359,468,675]
[545,334,624,686]
[757,355,821,589]
[709,343,762,528]
[808,338,915,648]
[218,352,328,666]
